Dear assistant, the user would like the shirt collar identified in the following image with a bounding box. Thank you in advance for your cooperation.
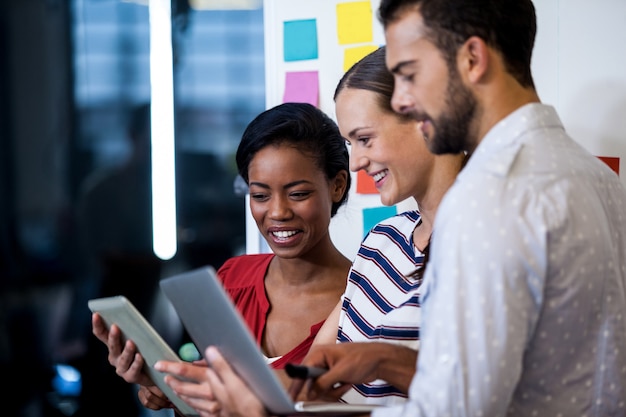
[460,103,563,179]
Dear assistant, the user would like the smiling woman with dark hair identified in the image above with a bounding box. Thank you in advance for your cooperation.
[91,102,352,416]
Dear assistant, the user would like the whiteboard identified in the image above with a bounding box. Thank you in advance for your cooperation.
[249,0,626,259]
[251,0,405,260]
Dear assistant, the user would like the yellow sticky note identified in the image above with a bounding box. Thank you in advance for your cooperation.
[336,1,373,45]
[344,45,379,72]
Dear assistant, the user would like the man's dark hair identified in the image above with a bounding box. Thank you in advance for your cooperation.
[378,0,537,88]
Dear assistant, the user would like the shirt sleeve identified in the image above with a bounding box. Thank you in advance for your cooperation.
[374,180,547,417]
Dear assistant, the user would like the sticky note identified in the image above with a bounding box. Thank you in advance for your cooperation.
[344,45,380,72]
[356,169,378,194]
[283,71,319,106]
[284,19,318,61]
[336,1,373,45]
[596,156,620,175]
[363,206,397,237]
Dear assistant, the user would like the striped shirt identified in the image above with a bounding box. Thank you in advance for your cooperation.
[338,210,424,406]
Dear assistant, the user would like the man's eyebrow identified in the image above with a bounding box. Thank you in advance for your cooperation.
[389,60,415,75]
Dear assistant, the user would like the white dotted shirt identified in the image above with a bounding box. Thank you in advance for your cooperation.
[373,103,626,417]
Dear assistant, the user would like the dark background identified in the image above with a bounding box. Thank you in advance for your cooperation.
[0,1,265,416]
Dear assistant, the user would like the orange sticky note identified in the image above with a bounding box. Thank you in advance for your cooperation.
[356,170,378,194]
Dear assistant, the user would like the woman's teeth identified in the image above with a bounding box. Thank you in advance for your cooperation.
[272,230,297,238]
[373,170,388,182]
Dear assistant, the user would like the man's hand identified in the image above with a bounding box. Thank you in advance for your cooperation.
[289,342,417,401]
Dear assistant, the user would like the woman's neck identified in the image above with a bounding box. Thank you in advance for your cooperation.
[413,154,464,250]
[268,238,350,288]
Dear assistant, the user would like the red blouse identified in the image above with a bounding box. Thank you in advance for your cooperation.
[216,253,324,369]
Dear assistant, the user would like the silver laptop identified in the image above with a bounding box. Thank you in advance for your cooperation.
[159,266,380,415]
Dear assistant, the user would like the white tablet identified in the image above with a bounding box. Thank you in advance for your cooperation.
[87,295,199,417]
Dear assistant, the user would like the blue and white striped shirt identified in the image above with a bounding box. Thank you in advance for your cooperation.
[338,210,424,406]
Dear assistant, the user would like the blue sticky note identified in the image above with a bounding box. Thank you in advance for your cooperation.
[284,19,318,62]
[362,206,397,237]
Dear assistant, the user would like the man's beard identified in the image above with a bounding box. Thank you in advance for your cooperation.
[411,65,477,155]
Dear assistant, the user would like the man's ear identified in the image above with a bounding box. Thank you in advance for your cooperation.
[458,36,489,84]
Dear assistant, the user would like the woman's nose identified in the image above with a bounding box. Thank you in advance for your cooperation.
[268,195,292,220]
[349,147,368,173]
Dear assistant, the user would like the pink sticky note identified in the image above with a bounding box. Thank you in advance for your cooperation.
[283,71,319,106]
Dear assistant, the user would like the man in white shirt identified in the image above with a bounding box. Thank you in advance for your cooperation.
[374,0,626,414]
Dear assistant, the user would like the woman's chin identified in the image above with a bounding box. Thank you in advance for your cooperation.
[379,195,397,207]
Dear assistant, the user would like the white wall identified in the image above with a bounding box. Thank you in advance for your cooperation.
[253,0,626,259]
[533,0,626,186]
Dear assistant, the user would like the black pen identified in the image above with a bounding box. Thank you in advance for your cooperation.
[285,363,328,379]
